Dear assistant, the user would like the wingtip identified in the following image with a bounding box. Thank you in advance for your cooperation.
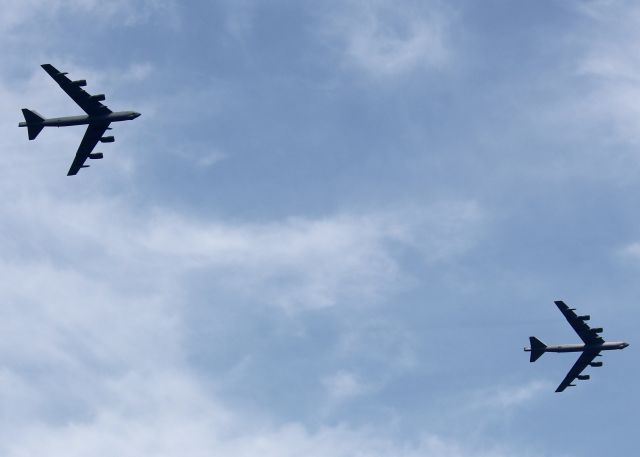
[555,385,572,393]
[40,64,63,75]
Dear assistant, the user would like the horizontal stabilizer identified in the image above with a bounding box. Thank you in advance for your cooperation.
[529,336,547,362]
[21,109,45,140]
[27,124,44,140]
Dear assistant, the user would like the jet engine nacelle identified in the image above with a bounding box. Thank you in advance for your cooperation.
[100,136,115,143]
[578,315,590,321]
[589,362,603,367]
[577,375,590,380]
[89,94,106,102]
[72,79,87,87]
[89,153,103,160]
[590,327,603,333]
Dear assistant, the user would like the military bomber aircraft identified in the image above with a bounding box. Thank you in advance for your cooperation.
[19,64,140,176]
[525,300,629,392]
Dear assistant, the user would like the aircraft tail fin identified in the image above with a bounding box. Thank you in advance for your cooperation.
[20,109,45,140]
[528,336,547,363]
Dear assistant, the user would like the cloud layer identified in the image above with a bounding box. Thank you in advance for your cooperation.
[3,1,639,456]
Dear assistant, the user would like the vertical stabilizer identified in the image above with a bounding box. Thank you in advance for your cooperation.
[528,336,547,362]
[21,109,45,140]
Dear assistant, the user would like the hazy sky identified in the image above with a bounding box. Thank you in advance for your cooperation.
[1,1,639,455]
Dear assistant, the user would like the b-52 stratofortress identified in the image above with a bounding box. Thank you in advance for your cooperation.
[19,64,140,176]
[525,300,629,392]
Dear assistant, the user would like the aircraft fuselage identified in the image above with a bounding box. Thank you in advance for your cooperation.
[541,341,628,353]
[18,111,140,128]
[524,341,629,352]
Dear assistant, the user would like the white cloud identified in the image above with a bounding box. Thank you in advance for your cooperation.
[324,0,452,78]
[120,62,155,82]
[574,0,628,19]
[467,380,550,411]
[2,371,539,457]
[570,1,640,144]
[171,144,227,168]
[336,318,419,371]
[0,194,483,312]
[323,370,372,404]
[427,380,550,443]
[616,241,640,261]
[0,0,177,29]
[221,0,256,40]
[0,188,509,457]
[140,202,483,310]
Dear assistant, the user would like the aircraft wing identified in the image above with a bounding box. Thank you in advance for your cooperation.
[555,350,600,392]
[41,64,112,116]
[67,122,111,176]
[554,300,605,345]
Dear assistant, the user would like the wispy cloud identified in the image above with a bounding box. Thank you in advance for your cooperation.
[323,0,452,78]
[570,1,640,145]
[0,0,178,29]
[467,380,550,411]
[0,195,483,312]
[322,370,373,406]
[3,375,543,457]
[428,380,551,446]
[220,0,256,40]
[616,241,640,262]
[0,192,515,457]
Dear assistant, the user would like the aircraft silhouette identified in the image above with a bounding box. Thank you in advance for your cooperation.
[19,64,140,176]
[525,300,629,392]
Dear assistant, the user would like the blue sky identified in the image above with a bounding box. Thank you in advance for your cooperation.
[1,0,639,455]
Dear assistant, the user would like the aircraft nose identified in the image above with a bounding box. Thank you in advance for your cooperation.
[133,112,141,118]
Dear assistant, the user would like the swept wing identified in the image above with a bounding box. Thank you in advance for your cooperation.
[41,64,112,116]
[554,300,604,344]
[67,122,110,176]
[555,350,600,392]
